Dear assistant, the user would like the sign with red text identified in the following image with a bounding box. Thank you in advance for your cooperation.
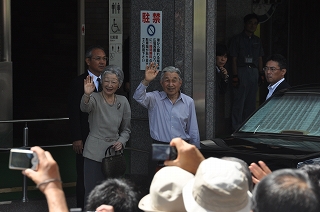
[140,11,162,71]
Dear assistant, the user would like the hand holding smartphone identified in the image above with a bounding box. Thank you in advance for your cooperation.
[9,149,39,170]
[152,144,177,161]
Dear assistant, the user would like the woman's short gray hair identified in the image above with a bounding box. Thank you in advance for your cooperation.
[160,66,182,82]
[101,65,124,86]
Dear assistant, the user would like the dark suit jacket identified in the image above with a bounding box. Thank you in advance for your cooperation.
[274,80,290,94]
[68,71,96,143]
[266,79,291,100]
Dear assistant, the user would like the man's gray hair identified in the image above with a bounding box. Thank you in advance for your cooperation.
[160,66,182,82]
[85,45,105,58]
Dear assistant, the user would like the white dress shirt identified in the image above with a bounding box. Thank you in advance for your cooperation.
[266,78,285,100]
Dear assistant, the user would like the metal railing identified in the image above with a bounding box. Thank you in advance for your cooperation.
[0,117,150,203]
[0,117,70,202]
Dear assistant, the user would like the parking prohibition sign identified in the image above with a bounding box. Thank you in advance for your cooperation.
[147,25,156,36]
[140,11,162,70]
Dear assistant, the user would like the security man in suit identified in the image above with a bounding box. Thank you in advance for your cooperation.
[68,45,107,208]
[264,54,290,100]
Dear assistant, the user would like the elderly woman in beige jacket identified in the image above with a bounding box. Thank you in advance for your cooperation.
[80,65,131,203]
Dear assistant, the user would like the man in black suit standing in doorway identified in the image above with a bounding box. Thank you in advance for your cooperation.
[263,54,290,100]
[68,45,107,208]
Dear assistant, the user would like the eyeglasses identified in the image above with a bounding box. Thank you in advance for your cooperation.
[263,66,281,72]
[91,56,108,61]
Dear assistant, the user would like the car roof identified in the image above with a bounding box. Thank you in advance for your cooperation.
[281,83,320,94]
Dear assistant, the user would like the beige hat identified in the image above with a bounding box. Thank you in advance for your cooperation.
[138,166,194,212]
[182,157,252,212]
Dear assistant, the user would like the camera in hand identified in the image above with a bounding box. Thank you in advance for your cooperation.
[9,149,39,170]
[152,144,177,161]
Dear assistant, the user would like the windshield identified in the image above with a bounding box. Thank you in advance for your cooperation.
[238,93,320,136]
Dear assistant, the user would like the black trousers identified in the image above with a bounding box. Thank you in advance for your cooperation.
[76,153,85,209]
[84,157,105,207]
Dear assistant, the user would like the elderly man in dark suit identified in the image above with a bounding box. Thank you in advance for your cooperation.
[68,45,107,208]
[263,54,290,100]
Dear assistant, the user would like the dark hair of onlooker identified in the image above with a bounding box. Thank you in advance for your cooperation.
[216,43,228,57]
[243,13,259,24]
[222,156,253,192]
[299,164,320,185]
[85,178,140,212]
[266,54,287,70]
[299,164,320,199]
[251,169,320,212]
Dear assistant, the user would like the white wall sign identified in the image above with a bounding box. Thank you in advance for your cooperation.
[109,0,123,68]
[140,11,162,71]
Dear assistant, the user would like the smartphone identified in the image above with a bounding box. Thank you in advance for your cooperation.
[9,149,39,170]
[152,144,177,161]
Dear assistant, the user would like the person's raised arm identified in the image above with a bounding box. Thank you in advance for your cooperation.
[142,62,159,86]
[164,138,205,175]
[249,160,272,184]
[23,146,68,212]
[219,66,229,81]
[83,75,96,103]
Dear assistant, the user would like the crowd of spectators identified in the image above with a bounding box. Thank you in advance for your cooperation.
[23,36,314,211]
[22,138,320,212]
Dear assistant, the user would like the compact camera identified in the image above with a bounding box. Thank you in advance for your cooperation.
[9,149,39,170]
[152,144,177,161]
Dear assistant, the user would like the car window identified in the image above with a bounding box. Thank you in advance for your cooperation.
[239,93,320,136]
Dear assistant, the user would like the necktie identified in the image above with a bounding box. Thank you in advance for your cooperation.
[97,78,102,92]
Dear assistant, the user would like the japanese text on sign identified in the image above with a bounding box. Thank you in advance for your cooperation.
[140,11,162,71]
